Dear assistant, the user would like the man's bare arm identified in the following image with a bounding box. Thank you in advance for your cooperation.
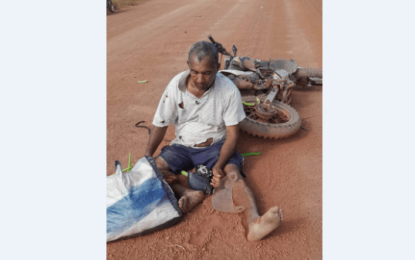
[144,125,168,157]
[211,124,239,188]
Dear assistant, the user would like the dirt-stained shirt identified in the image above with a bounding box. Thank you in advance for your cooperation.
[152,70,246,148]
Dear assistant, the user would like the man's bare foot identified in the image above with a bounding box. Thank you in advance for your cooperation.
[178,189,205,213]
[247,206,284,241]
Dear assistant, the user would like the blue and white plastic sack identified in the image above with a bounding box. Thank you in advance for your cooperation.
[106,156,182,242]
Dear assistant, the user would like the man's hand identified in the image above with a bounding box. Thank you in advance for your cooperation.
[210,167,225,188]
[210,125,239,188]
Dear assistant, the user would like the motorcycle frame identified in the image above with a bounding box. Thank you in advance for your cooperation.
[209,35,294,117]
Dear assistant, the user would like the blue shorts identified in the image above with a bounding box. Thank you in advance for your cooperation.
[158,139,244,175]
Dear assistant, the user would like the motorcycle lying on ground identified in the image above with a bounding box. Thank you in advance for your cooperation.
[107,0,115,14]
[207,35,322,139]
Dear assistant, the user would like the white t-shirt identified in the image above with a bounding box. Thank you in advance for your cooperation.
[152,70,246,148]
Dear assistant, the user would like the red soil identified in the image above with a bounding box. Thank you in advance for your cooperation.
[107,0,322,258]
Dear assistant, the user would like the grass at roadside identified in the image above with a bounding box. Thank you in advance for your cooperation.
[112,0,146,9]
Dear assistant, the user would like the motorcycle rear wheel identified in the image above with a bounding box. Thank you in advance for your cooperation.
[240,95,301,139]
[110,4,115,13]
[294,67,322,80]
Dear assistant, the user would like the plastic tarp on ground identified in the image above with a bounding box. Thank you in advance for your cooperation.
[106,156,182,242]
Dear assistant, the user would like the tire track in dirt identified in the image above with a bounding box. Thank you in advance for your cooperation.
[282,0,322,68]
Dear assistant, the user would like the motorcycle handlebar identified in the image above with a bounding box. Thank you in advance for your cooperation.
[207,35,232,57]
[207,35,216,44]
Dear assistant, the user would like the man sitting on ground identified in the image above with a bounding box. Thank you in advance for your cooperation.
[143,41,284,241]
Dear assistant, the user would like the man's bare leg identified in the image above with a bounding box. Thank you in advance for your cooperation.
[155,156,205,213]
[223,164,284,241]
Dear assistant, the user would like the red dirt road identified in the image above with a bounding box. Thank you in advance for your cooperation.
[107,0,322,259]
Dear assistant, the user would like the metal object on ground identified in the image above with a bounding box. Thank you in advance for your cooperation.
[183,165,214,195]
[262,86,279,111]
[309,77,322,85]
[188,172,213,195]
[240,95,301,139]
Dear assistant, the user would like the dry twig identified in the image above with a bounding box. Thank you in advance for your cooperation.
[168,244,186,251]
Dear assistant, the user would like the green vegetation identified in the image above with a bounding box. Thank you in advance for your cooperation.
[112,0,146,9]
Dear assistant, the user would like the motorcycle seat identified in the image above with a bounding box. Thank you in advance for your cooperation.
[269,59,298,74]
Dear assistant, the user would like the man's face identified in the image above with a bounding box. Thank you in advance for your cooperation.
[187,54,218,92]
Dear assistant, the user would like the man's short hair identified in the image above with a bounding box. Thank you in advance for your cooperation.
[188,41,219,69]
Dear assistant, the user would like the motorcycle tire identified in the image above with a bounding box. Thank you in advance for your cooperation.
[240,95,301,139]
[110,4,115,13]
[293,67,322,80]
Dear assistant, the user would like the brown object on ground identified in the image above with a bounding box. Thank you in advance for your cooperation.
[107,0,322,259]
[241,95,302,139]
